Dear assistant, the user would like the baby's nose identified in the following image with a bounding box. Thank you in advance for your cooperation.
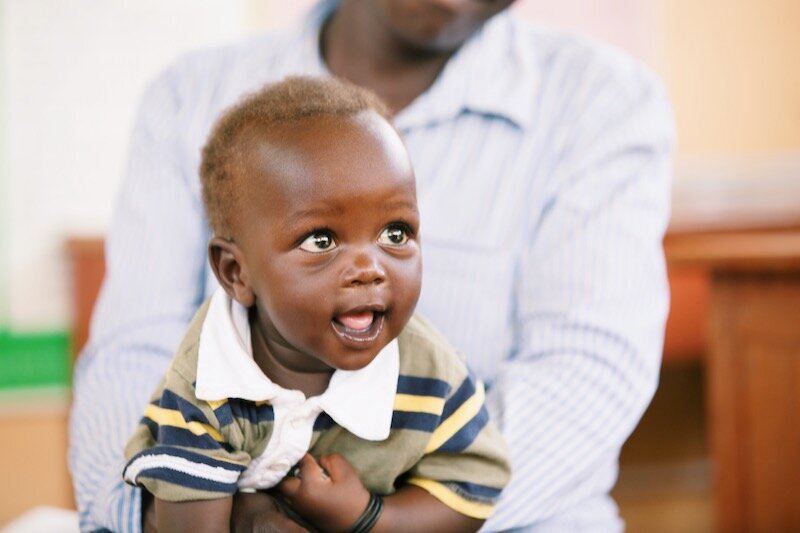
[341,249,386,286]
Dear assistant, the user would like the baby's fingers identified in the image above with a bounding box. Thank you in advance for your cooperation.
[318,453,357,483]
[279,453,328,495]
[277,455,317,498]
[276,474,302,499]
[294,453,329,484]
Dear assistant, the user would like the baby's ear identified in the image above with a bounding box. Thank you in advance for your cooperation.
[208,237,255,307]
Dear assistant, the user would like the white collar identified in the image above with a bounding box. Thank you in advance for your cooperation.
[195,288,399,441]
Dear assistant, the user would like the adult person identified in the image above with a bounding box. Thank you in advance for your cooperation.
[69,0,675,531]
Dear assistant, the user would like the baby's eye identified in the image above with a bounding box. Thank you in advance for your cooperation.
[378,225,410,246]
[299,232,337,253]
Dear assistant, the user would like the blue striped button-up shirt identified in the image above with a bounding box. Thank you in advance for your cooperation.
[69,2,675,531]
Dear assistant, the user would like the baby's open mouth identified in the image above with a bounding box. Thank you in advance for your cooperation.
[331,309,385,344]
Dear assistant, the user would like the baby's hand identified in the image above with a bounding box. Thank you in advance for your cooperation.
[277,453,370,532]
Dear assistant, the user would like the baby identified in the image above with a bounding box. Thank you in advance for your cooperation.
[123,76,510,532]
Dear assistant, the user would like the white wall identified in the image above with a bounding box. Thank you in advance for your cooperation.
[3,0,256,330]
[0,1,9,326]
[1,0,658,332]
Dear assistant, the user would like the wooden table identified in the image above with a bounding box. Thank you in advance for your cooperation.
[665,227,800,532]
[666,171,800,532]
[66,238,105,359]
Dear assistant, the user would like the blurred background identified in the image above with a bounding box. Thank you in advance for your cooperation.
[1,0,798,531]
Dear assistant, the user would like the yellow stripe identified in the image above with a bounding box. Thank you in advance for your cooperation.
[393,394,445,415]
[407,478,495,519]
[206,399,227,411]
[144,404,225,442]
[424,381,485,453]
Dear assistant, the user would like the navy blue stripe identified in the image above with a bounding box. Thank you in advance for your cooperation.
[313,412,336,431]
[228,398,274,425]
[445,479,504,501]
[438,404,490,453]
[153,424,235,452]
[141,407,233,452]
[213,403,234,427]
[391,410,439,432]
[155,389,214,427]
[141,416,159,441]
[134,467,238,494]
[396,375,450,398]
[441,374,476,421]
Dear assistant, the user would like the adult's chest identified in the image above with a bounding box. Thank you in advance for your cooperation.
[402,115,549,382]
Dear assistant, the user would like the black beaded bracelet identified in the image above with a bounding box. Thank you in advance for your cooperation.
[348,492,383,533]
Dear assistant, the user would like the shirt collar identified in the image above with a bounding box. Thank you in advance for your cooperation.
[290,1,537,131]
[195,288,399,441]
[395,10,538,131]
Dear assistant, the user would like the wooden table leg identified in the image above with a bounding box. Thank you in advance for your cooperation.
[707,273,800,531]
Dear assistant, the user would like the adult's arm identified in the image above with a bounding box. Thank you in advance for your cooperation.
[151,496,309,533]
[154,498,232,533]
[483,58,675,529]
[68,62,210,532]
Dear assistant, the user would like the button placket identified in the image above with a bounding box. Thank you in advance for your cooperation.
[270,460,291,471]
[239,395,324,489]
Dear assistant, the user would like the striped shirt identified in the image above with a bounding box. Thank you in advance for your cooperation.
[69,1,675,531]
[123,298,510,518]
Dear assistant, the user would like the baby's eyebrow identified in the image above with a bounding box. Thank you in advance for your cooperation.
[381,199,419,213]
[283,205,344,228]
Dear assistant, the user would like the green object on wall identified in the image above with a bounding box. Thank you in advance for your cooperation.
[0,329,71,389]
[0,4,71,392]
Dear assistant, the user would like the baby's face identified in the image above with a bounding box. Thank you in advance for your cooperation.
[233,111,421,373]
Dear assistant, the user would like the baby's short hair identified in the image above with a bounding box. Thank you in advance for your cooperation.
[200,75,393,239]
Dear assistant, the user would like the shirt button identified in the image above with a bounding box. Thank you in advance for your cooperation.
[270,460,290,471]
